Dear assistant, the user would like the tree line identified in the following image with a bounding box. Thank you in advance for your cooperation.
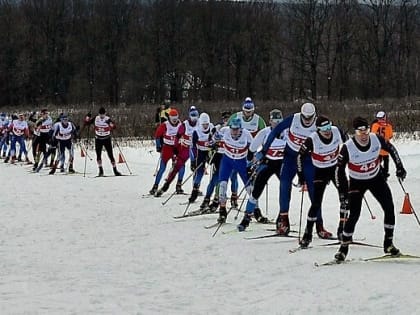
[1,0,420,108]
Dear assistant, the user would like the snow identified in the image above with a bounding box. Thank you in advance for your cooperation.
[2,140,420,314]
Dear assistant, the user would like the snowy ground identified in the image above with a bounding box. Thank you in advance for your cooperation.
[2,139,420,314]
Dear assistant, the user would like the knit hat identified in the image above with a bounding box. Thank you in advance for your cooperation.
[168,109,178,117]
[352,116,369,130]
[316,115,331,128]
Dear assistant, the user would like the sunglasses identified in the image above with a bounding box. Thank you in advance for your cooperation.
[318,123,332,132]
[355,127,370,135]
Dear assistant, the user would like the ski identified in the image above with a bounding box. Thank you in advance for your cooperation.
[173,209,216,219]
[314,259,355,267]
[204,222,223,229]
[319,240,381,248]
[289,245,313,253]
[363,253,420,261]
[90,174,130,178]
[265,229,299,233]
[244,232,299,240]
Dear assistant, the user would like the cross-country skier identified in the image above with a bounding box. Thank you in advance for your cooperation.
[49,114,78,175]
[237,109,285,231]
[216,117,253,224]
[334,116,407,262]
[188,112,215,203]
[84,107,122,177]
[297,115,347,247]
[258,102,332,237]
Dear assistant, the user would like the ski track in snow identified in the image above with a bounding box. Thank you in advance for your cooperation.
[1,141,420,314]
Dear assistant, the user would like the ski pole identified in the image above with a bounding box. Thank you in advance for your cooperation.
[161,161,204,206]
[153,157,161,176]
[398,178,420,227]
[233,168,257,220]
[265,183,269,216]
[114,139,133,175]
[83,127,90,178]
[298,189,305,242]
[212,206,235,237]
[363,196,376,220]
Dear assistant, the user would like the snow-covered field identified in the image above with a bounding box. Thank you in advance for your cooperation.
[2,140,420,314]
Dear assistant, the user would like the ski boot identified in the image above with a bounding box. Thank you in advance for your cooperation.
[384,237,400,256]
[32,162,39,171]
[175,181,184,194]
[208,199,219,213]
[68,163,75,174]
[276,213,290,235]
[237,213,251,232]
[200,197,210,211]
[49,163,58,175]
[98,166,104,177]
[188,185,200,203]
[155,182,169,197]
[316,223,333,239]
[254,208,269,223]
[217,206,227,223]
[334,244,349,262]
[113,167,122,176]
[299,230,313,249]
[149,184,158,195]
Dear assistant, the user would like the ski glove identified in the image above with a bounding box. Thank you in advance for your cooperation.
[297,171,305,186]
[396,166,407,181]
[190,160,197,172]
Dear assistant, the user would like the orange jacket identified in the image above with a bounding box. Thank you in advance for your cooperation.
[371,121,393,156]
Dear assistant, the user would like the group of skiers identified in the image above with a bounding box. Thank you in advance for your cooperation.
[0,107,123,177]
[151,99,407,262]
[0,100,406,262]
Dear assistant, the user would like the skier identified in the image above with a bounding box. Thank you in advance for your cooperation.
[297,115,348,247]
[216,117,253,224]
[199,111,231,212]
[188,112,215,203]
[84,107,122,177]
[0,113,10,158]
[49,114,78,175]
[151,108,185,196]
[258,102,332,237]
[227,97,266,207]
[237,109,285,231]
[32,109,53,170]
[6,113,30,164]
[334,116,407,262]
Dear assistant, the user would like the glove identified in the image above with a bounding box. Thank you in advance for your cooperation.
[297,171,305,186]
[246,160,255,177]
[190,160,197,172]
[254,151,264,162]
[396,166,407,181]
